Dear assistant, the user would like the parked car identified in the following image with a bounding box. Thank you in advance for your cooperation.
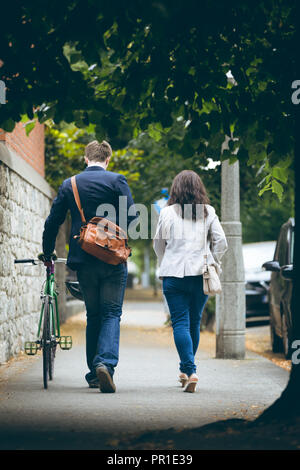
[243,241,276,320]
[262,218,295,358]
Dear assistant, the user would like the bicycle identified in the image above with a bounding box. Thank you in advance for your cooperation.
[14,256,72,389]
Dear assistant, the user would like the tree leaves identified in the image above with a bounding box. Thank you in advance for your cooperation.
[24,120,36,136]
[1,118,15,132]
[148,123,163,142]
[0,0,296,203]
[271,166,289,184]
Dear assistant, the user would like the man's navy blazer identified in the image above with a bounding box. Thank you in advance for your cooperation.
[42,166,137,271]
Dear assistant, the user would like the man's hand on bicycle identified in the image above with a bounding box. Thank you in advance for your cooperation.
[38,252,58,263]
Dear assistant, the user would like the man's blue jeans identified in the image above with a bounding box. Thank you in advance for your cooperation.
[163,275,208,377]
[77,261,127,380]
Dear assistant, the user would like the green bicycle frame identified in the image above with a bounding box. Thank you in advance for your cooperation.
[37,268,60,339]
[15,256,72,361]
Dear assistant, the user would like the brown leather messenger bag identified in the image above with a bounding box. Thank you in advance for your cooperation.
[71,175,131,265]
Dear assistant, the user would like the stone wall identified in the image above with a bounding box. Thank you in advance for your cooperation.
[0,143,66,363]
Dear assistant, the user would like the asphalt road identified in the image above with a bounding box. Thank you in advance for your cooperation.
[0,313,289,450]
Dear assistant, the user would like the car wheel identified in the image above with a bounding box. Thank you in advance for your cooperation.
[270,321,283,353]
[282,314,291,359]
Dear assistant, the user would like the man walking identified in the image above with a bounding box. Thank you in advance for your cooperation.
[41,140,136,393]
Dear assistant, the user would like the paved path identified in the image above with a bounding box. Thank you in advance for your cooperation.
[0,303,289,450]
[121,301,168,328]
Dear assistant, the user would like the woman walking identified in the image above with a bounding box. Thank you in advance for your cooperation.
[153,170,228,393]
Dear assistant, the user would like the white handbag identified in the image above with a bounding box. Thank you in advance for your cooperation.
[202,215,222,296]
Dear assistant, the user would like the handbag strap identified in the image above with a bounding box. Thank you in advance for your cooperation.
[71,176,86,224]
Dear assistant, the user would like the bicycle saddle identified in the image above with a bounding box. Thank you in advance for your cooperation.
[65,281,84,301]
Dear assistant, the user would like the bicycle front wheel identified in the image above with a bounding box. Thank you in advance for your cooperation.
[42,297,51,389]
[48,299,57,381]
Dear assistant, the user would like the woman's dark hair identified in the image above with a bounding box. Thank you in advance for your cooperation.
[167,170,210,219]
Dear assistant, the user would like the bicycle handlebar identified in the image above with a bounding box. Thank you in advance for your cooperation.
[14,258,67,265]
[14,259,36,264]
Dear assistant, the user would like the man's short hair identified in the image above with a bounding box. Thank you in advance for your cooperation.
[85,140,112,162]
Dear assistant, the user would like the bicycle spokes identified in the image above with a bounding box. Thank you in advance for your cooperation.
[59,336,73,350]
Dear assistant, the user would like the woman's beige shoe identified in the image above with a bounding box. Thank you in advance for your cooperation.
[178,373,188,388]
[183,373,198,393]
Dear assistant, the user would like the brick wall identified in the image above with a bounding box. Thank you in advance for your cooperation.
[0,121,45,177]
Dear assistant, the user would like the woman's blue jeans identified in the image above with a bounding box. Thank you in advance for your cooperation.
[163,275,208,377]
[77,261,127,380]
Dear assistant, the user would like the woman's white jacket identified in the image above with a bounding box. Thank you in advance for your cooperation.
[153,204,228,278]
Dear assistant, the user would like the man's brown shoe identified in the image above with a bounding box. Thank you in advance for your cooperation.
[96,365,116,393]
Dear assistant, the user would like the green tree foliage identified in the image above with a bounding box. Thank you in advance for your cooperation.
[46,121,294,243]
[240,162,294,242]
[45,124,88,190]
[0,1,296,199]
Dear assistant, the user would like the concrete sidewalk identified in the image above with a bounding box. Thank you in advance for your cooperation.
[0,311,289,450]
[64,300,168,328]
[121,300,168,328]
